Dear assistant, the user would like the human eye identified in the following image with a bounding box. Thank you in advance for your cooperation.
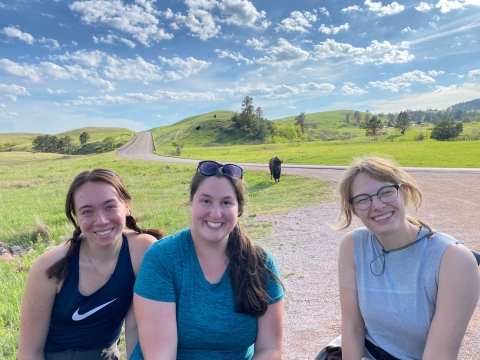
[81,209,93,215]
[354,196,370,205]
[379,187,395,196]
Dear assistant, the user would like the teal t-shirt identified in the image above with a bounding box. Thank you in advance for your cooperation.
[131,228,283,360]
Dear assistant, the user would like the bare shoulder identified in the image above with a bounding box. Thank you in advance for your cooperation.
[124,231,157,275]
[441,241,479,273]
[339,231,355,253]
[31,241,71,273]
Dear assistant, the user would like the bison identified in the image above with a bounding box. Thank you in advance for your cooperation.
[269,157,283,183]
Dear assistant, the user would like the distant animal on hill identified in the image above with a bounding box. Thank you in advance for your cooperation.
[269,157,283,183]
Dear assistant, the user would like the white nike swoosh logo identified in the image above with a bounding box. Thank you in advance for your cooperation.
[71,298,118,321]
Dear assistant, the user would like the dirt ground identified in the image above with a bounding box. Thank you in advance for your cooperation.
[253,168,480,359]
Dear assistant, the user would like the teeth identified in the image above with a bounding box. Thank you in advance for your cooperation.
[96,229,112,235]
[207,222,222,228]
[373,212,392,221]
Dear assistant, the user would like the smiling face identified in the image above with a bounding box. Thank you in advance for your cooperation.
[190,176,239,248]
[350,172,408,237]
[73,181,130,249]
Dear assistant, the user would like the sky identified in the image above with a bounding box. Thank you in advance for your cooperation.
[1,0,480,134]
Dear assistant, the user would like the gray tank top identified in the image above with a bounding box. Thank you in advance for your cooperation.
[354,226,458,359]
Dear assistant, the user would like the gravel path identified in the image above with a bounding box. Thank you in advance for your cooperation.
[254,168,480,360]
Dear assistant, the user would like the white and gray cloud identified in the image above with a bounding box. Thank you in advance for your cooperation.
[257,38,310,66]
[428,70,444,76]
[319,23,349,35]
[435,0,480,13]
[364,0,405,16]
[215,49,255,65]
[318,7,330,16]
[415,2,433,12]
[1,26,35,44]
[70,0,173,46]
[276,11,317,33]
[39,37,61,50]
[341,82,368,95]
[0,83,30,100]
[159,56,211,81]
[469,69,480,79]
[218,0,269,28]
[245,37,268,50]
[173,8,221,40]
[369,70,435,92]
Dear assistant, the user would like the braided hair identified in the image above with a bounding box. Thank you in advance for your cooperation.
[46,169,164,282]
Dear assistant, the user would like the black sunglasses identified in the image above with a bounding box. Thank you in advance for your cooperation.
[197,160,243,179]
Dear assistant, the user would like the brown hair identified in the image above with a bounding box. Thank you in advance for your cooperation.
[190,169,282,317]
[336,156,432,231]
[46,168,164,282]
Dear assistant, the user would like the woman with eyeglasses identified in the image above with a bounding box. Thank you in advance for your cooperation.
[335,157,479,359]
[131,161,284,359]
[18,169,164,359]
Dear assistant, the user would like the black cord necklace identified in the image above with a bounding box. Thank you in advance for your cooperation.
[370,228,436,276]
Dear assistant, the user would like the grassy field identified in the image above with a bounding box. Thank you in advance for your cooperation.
[0,127,135,153]
[0,151,332,359]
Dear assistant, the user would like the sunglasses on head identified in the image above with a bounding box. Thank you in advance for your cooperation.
[197,160,244,179]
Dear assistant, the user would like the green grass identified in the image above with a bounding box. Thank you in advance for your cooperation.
[0,151,331,359]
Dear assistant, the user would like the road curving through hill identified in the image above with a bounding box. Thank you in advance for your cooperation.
[118,131,480,359]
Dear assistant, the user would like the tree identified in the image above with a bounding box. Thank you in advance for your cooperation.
[255,107,264,118]
[103,136,116,151]
[294,112,307,133]
[394,111,412,134]
[238,96,254,128]
[364,115,384,140]
[79,132,90,147]
[354,111,361,125]
[345,113,350,125]
[363,112,370,124]
[430,120,463,141]
[171,140,184,155]
[58,135,72,154]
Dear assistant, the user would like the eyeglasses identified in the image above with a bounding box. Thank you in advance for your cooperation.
[349,184,402,210]
[197,160,244,179]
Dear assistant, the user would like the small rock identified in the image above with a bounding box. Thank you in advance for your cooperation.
[0,253,13,260]
[27,248,35,254]
[0,241,4,249]
[11,245,22,254]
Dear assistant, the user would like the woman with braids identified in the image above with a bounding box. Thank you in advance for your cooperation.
[18,168,164,360]
[335,157,479,360]
[131,161,284,359]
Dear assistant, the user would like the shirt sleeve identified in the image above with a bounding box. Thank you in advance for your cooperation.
[134,241,176,303]
[264,248,284,304]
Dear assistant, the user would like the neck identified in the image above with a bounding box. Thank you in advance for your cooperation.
[375,221,420,251]
[83,236,122,262]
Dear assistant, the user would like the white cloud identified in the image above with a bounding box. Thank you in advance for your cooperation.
[469,69,480,79]
[0,59,42,82]
[174,8,221,40]
[1,26,35,44]
[313,39,364,59]
[319,7,330,16]
[0,103,5,108]
[364,0,405,16]
[0,83,30,100]
[415,2,433,11]
[429,22,437,28]
[276,11,317,33]
[0,111,18,119]
[376,49,414,64]
[55,50,106,68]
[119,38,136,48]
[245,37,268,50]
[39,37,61,50]
[93,35,116,45]
[41,12,55,19]
[433,84,457,92]
[159,56,211,80]
[369,80,411,92]
[428,70,444,76]
[319,23,349,35]
[257,38,310,66]
[154,90,218,101]
[458,74,465,78]
[70,0,173,46]
[185,0,219,11]
[72,41,78,46]
[155,114,162,118]
[47,88,67,94]
[103,56,163,83]
[435,0,479,13]
[215,49,254,64]
[401,27,413,33]
[341,82,368,95]
[341,5,362,13]
[390,70,435,83]
[219,0,269,28]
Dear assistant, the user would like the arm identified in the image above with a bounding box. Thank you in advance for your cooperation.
[17,248,64,360]
[252,299,284,360]
[133,294,177,360]
[124,303,138,359]
[423,243,480,360]
[338,231,366,360]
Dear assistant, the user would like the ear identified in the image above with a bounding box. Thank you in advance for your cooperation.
[125,200,131,216]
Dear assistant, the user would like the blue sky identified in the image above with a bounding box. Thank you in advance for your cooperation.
[1,0,479,133]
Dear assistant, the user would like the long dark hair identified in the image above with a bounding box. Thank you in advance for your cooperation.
[190,170,282,317]
[46,168,164,282]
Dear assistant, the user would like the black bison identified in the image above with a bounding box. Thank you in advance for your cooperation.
[269,157,283,183]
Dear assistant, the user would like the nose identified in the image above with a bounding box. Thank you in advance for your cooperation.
[209,203,222,219]
[94,211,109,224]
[370,194,385,210]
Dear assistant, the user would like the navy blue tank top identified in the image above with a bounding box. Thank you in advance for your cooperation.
[45,233,135,353]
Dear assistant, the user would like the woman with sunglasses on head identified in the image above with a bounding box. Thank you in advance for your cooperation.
[132,161,284,359]
[18,169,164,360]
[336,157,479,360]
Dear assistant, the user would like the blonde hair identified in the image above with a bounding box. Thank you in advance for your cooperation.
[336,156,431,231]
